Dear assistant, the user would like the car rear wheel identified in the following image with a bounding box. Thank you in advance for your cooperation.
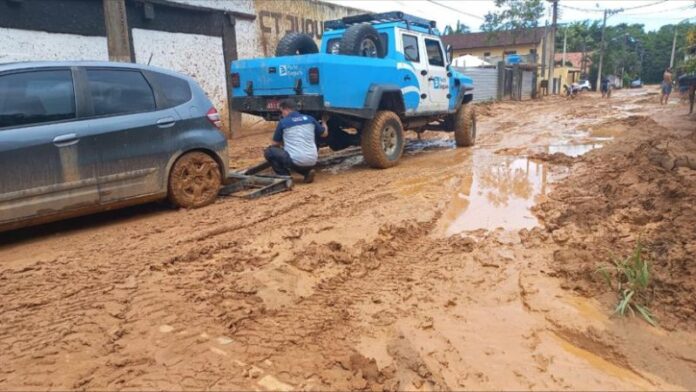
[275,32,319,56]
[453,104,476,147]
[338,23,385,58]
[360,111,404,169]
[168,151,221,209]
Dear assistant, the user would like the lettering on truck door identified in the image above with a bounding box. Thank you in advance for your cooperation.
[424,38,449,112]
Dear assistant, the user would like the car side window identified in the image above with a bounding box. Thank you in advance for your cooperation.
[402,34,420,62]
[149,72,192,108]
[425,39,444,67]
[86,69,156,117]
[0,70,75,129]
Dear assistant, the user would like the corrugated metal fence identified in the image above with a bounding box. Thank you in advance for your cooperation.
[455,67,498,102]
[455,65,536,102]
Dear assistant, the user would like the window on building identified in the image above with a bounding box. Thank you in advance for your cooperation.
[0,70,76,129]
[504,50,517,55]
[86,69,156,117]
[149,72,192,108]
[425,38,445,67]
[483,52,491,57]
[529,49,537,54]
[402,34,420,62]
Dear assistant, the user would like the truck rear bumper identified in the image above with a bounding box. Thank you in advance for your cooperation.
[231,95,325,119]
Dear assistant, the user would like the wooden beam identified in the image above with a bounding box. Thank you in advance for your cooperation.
[103,0,133,62]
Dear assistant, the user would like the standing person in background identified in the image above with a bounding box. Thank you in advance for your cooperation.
[661,67,673,105]
[264,99,327,183]
[601,77,611,98]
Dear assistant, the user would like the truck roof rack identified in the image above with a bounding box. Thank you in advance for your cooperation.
[324,11,436,31]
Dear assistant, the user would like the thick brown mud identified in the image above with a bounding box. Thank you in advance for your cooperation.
[1,87,695,390]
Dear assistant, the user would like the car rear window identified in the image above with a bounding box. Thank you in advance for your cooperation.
[86,69,156,117]
[149,72,192,107]
[0,70,75,129]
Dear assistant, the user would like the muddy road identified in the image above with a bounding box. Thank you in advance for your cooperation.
[1,88,695,390]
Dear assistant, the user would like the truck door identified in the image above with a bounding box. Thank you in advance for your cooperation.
[400,32,428,114]
[424,38,450,112]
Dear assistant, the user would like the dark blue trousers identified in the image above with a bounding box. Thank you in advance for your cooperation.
[264,146,313,176]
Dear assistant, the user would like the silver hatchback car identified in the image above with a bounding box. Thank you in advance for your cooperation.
[0,61,229,232]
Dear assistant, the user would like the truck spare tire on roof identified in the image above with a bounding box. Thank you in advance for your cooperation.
[275,32,319,56]
[338,23,385,58]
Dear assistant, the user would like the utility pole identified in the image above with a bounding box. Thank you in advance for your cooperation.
[596,9,608,92]
[103,0,133,62]
[670,24,678,68]
[549,0,558,93]
[562,26,567,67]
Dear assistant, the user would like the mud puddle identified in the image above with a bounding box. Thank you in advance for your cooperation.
[438,153,549,233]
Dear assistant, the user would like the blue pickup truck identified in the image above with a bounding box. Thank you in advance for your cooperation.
[231,12,475,168]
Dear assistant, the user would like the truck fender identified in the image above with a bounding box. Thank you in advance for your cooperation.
[364,84,406,115]
[453,85,474,110]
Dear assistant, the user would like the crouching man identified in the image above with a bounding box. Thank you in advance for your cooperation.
[264,99,327,183]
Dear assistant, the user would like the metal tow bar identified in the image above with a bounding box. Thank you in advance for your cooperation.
[218,161,293,200]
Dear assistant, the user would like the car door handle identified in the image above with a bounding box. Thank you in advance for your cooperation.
[53,133,79,147]
[156,117,176,128]
[428,77,435,81]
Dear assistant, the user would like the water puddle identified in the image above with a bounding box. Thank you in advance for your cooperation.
[440,153,555,233]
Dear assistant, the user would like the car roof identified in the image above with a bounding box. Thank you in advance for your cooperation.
[0,61,192,81]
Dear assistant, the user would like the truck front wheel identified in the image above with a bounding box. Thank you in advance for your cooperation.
[453,104,477,147]
[361,111,404,169]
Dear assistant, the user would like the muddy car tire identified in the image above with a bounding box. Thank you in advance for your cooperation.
[339,23,385,58]
[361,111,404,169]
[453,104,476,147]
[168,152,222,209]
[275,32,319,56]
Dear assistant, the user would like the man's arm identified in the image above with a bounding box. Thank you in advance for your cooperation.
[272,121,284,147]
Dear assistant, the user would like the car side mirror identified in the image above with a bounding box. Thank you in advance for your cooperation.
[446,44,453,65]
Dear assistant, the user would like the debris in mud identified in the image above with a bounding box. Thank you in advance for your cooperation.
[529,152,577,165]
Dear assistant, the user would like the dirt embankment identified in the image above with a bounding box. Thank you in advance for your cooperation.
[535,113,696,330]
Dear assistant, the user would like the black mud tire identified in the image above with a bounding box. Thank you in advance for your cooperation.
[360,111,404,169]
[453,104,476,147]
[168,151,221,209]
[275,32,319,56]
[338,23,385,58]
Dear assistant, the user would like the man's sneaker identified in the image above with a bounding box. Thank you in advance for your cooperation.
[303,169,315,184]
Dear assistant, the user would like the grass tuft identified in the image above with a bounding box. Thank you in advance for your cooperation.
[596,241,657,326]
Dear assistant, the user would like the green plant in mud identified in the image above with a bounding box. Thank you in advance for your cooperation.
[596,241,657,326]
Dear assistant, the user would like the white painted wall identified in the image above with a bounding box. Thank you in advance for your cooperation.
[131,28,226,114]
[0,28,108,63]
[167,0,259,59]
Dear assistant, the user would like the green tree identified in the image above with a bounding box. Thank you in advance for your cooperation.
[480,0,545,32]
[443,20,471,35]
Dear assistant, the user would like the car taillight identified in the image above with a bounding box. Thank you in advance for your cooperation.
[309,67,319,84]
[207,107,222,130]
[231,72,240,88]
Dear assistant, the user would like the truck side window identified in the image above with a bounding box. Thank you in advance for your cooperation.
[0,70,76,129]
[425,39,444,67]
[402,34,420,63]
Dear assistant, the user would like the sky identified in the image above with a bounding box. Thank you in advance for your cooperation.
[325,0,696,32]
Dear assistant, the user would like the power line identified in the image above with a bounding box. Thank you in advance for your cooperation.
[622,4,696,16]
[425,0,486,21]
[559,0,668,14]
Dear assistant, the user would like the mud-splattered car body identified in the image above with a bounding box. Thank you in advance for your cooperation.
[0,61,228,232]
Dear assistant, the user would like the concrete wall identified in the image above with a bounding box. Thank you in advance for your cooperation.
[0,27,108,63]
[131,29,228,126]
[254,0,362,57]
[454,44,539,59]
